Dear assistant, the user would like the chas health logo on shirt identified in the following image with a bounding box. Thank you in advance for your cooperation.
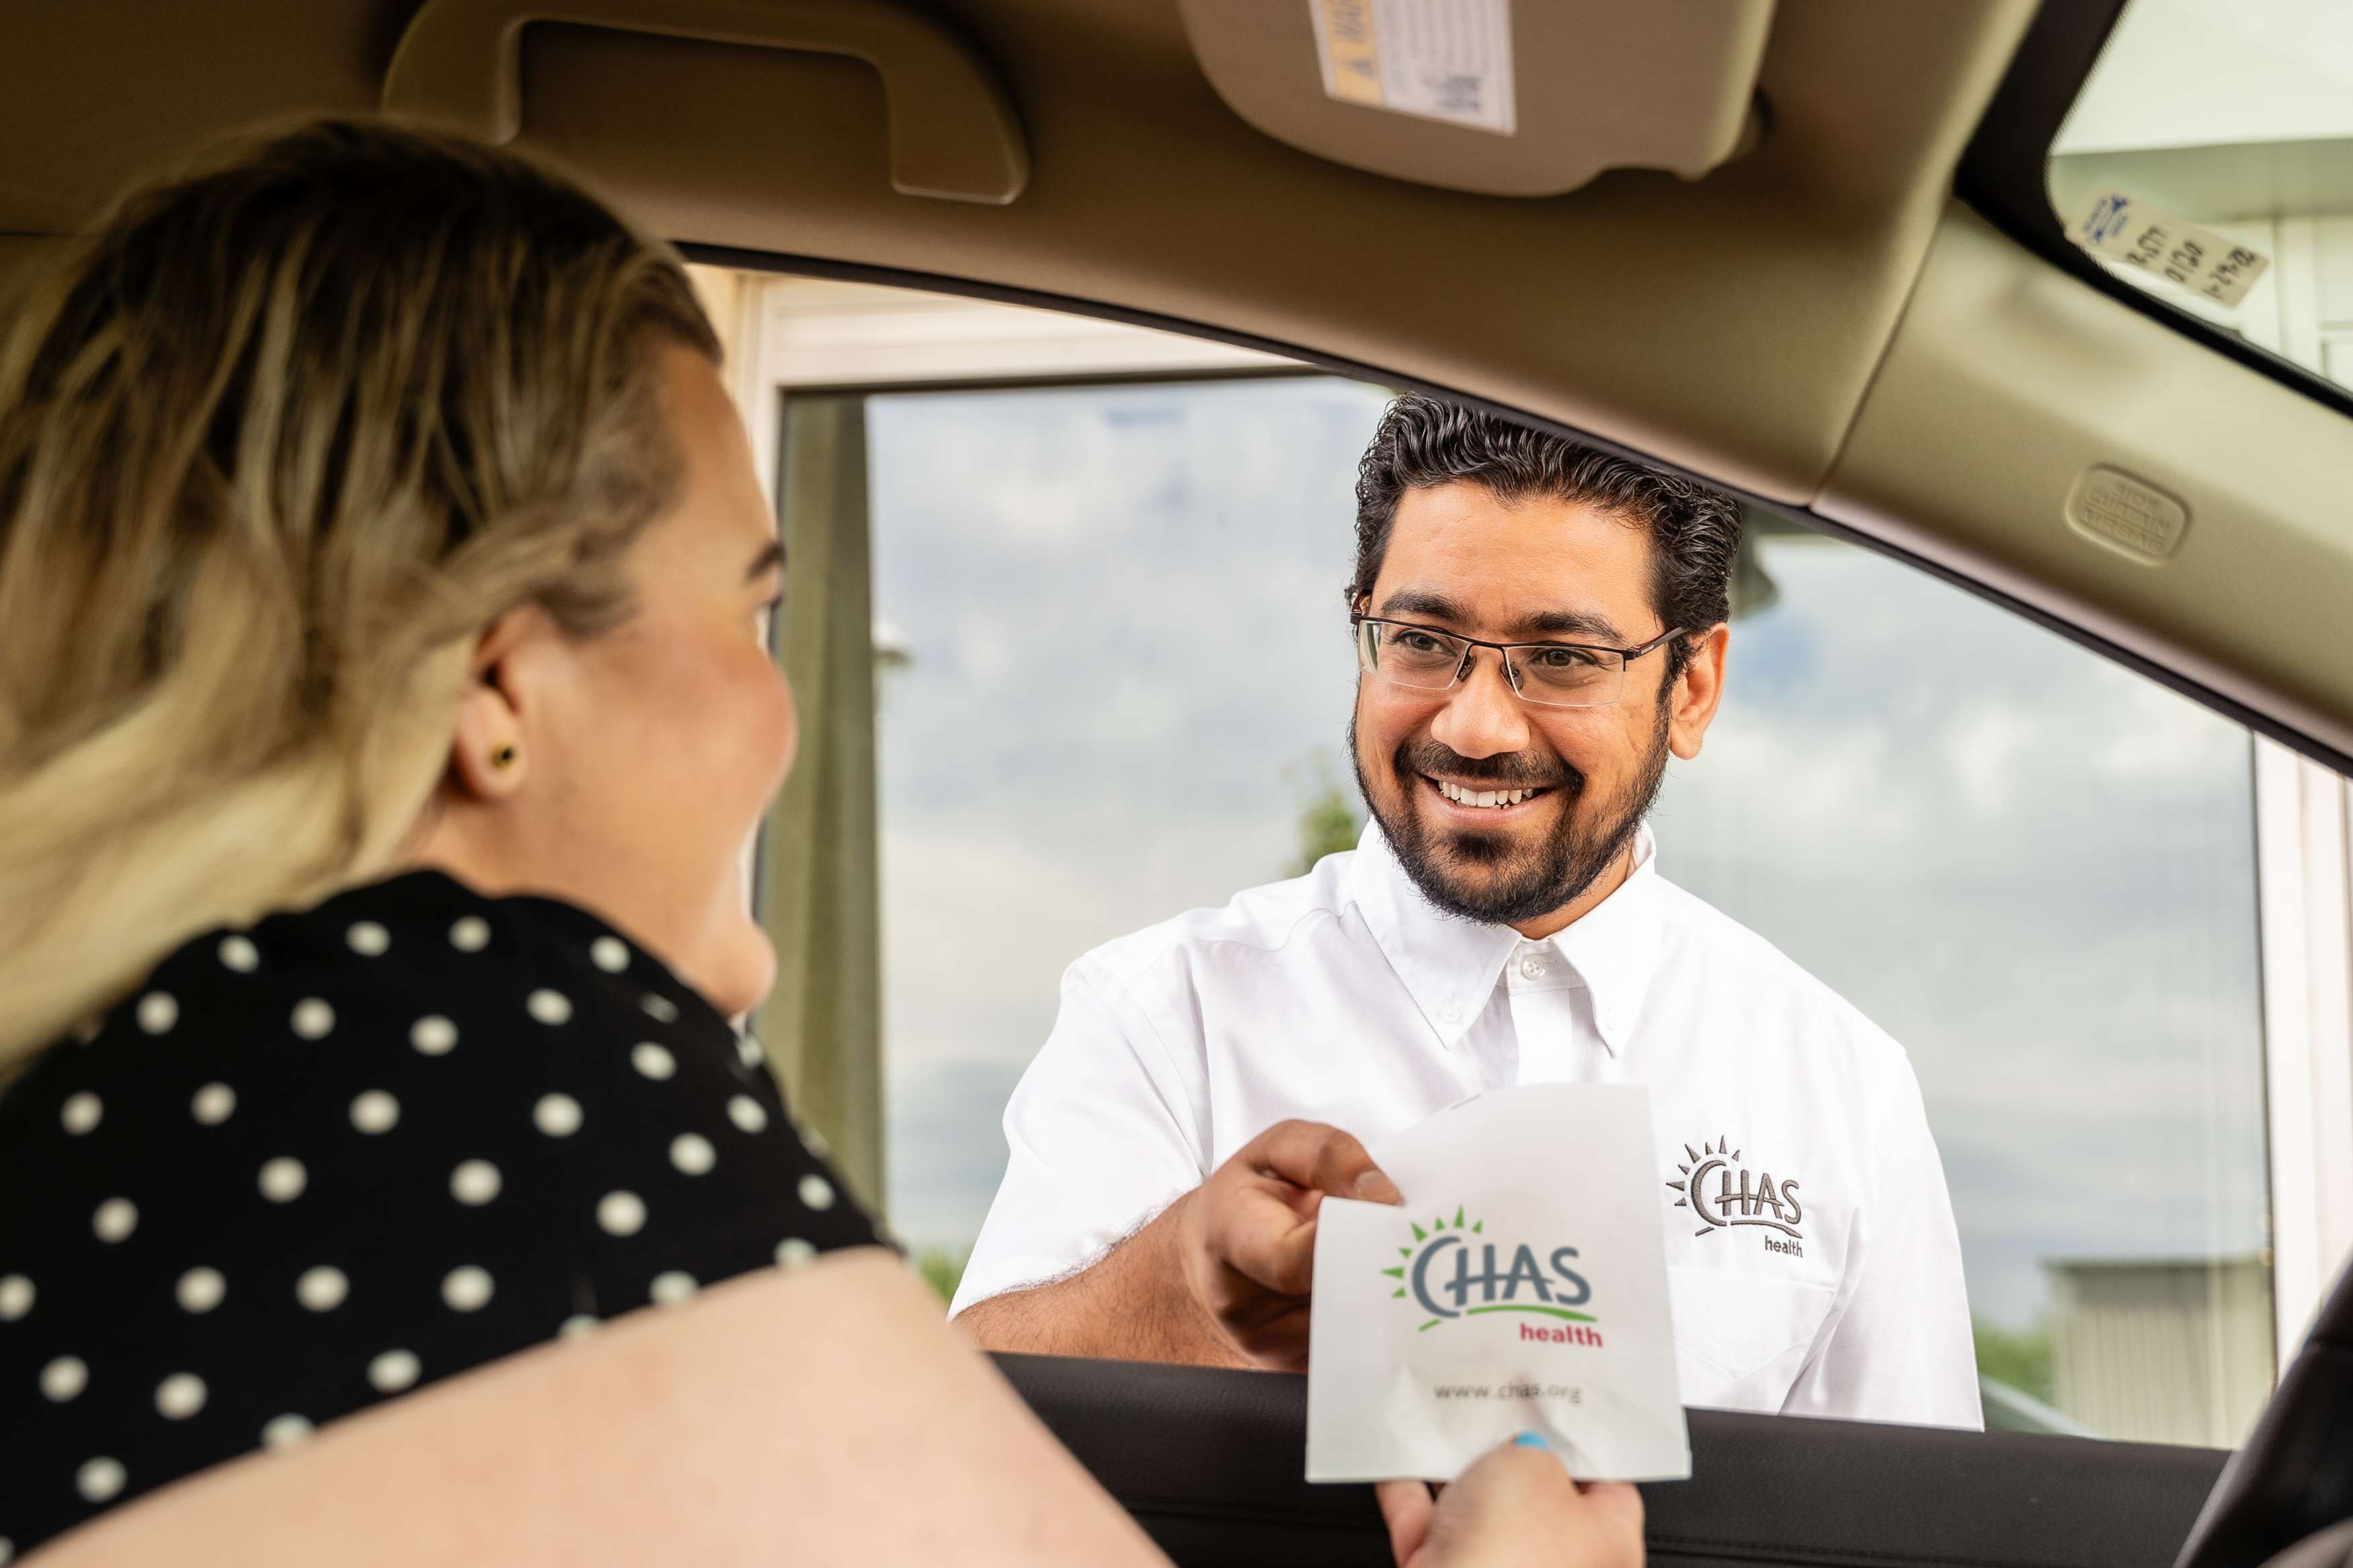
[1385,1206,1603,1346]
[1667,1133,1806,1257]
[1307,1085,1689,1485]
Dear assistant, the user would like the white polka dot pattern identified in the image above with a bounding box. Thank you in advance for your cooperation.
[91,1198,136,1243]
[40,1356,86,1402]
[349,1089,399,1134]
[295,1266,348,1312]
[596,1191,646,1237]
[368,1350,421,1393]
[155,1372,206,1419]
[442,1266,493,1313]
[257,1157,307,1203]
[450,1159,502,1205]
[1,876,878,1555]
[76,1458,125,1504]
[261,1415,313,1450]
[176,1268,225,1314]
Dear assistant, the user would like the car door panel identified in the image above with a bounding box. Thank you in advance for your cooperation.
[995,1353,2228,1568]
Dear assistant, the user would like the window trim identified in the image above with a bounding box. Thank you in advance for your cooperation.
[1952,0,2353,425]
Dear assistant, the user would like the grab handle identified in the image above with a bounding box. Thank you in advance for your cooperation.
[383,0,1027,204]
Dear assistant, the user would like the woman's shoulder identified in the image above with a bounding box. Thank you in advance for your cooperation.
[0,869,876,1553]
[12,869,733,1095]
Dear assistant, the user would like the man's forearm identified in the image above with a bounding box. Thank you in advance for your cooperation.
[952,1194,1249,1368]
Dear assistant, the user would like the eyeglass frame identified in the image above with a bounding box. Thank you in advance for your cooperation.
[1350,612,1690,710]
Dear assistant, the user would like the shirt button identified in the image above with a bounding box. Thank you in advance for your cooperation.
[1519,956,1546,979]
[1439,1003,1462,1023]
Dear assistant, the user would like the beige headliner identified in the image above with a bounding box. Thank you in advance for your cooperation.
[5,0,2350,756]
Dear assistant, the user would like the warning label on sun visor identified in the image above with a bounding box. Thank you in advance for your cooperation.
[1310,0,1516,136]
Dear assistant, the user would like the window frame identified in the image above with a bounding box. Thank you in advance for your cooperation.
[689,245,2348,1401]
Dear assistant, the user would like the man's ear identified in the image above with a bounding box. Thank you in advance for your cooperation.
[1667,624,1730,761]
[444,606,541,802]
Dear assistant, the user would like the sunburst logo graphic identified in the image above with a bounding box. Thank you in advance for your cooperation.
[1666,1134,1804,1240]
[1384,1206,1600,1335]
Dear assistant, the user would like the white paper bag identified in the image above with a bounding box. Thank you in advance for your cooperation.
[1305,1083,1690,1482]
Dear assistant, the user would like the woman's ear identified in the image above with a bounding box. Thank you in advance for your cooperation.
[444,607,539,802]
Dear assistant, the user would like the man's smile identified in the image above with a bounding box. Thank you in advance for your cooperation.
[1417,772,1561,819]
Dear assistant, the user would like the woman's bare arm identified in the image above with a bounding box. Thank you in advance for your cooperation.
[30,1248,1169,1567]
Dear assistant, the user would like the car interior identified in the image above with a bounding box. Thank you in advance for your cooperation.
[7,0,2353,1563]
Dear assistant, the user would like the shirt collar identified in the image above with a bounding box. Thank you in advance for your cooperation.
[1344,819,1665,1057]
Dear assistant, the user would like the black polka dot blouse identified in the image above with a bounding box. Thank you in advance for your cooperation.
[0,870,880,1558]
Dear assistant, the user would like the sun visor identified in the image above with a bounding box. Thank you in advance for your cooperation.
[1177,0,1773,198]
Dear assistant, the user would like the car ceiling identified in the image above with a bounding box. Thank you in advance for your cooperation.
[7,0,2353,762]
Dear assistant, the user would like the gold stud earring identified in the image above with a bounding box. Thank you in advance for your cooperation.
[491,743,518,770]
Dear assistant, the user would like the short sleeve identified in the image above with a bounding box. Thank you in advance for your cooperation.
[949,962,1207,1316]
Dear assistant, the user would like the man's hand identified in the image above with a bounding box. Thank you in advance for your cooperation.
[1172,1118,1402,1369]
[1377,1438,1644,1568]
[952,1118,1398,1368]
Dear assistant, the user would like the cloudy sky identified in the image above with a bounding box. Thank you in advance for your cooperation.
[859,374,2269,1338]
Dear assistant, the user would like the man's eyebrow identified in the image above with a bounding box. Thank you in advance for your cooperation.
[744,540,785,582]
[1375,589,1474,624]
[1513,608,1626,643]
[1376,589,1627,645]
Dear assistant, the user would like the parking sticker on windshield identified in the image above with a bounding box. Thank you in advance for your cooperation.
[1309,0,1516,136]
[2067,187,2270,309]
[1307,1084,1689,1483]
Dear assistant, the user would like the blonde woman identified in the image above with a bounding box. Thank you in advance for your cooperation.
[0,122,1640,1566]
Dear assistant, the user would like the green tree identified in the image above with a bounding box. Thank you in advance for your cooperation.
[1972,1318,2055,1405]
[916,1246,969,1305]
[1286,747,1363,876]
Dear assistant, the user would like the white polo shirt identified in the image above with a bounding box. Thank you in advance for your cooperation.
[952,822,1981,1429]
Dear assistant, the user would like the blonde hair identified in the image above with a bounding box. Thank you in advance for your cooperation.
[0,120,721,1067]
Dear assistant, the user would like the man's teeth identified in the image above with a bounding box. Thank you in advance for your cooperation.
[1435,780,1542,809]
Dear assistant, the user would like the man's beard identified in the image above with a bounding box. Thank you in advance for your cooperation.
[1351,702,1671,927]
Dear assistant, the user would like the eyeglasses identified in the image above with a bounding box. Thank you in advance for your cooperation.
[1353,616,1687,709]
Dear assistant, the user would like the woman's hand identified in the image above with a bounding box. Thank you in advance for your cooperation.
[1375,1436,1644,1568]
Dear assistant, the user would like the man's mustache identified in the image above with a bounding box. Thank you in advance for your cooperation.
[1393,739,1578,793]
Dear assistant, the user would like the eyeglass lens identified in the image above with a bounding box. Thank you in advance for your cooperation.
[1358,622,1622,708]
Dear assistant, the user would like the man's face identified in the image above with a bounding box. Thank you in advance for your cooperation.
[1351,481,1718,929]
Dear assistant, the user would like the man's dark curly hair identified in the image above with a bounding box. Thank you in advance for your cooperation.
[1349,395,1742,682]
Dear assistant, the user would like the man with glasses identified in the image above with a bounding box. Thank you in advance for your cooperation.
[951,397,1979,1428]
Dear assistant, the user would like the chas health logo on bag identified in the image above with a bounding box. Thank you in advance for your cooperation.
[1308,1085,1689,1483]
[1386,1206,1603,1346]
